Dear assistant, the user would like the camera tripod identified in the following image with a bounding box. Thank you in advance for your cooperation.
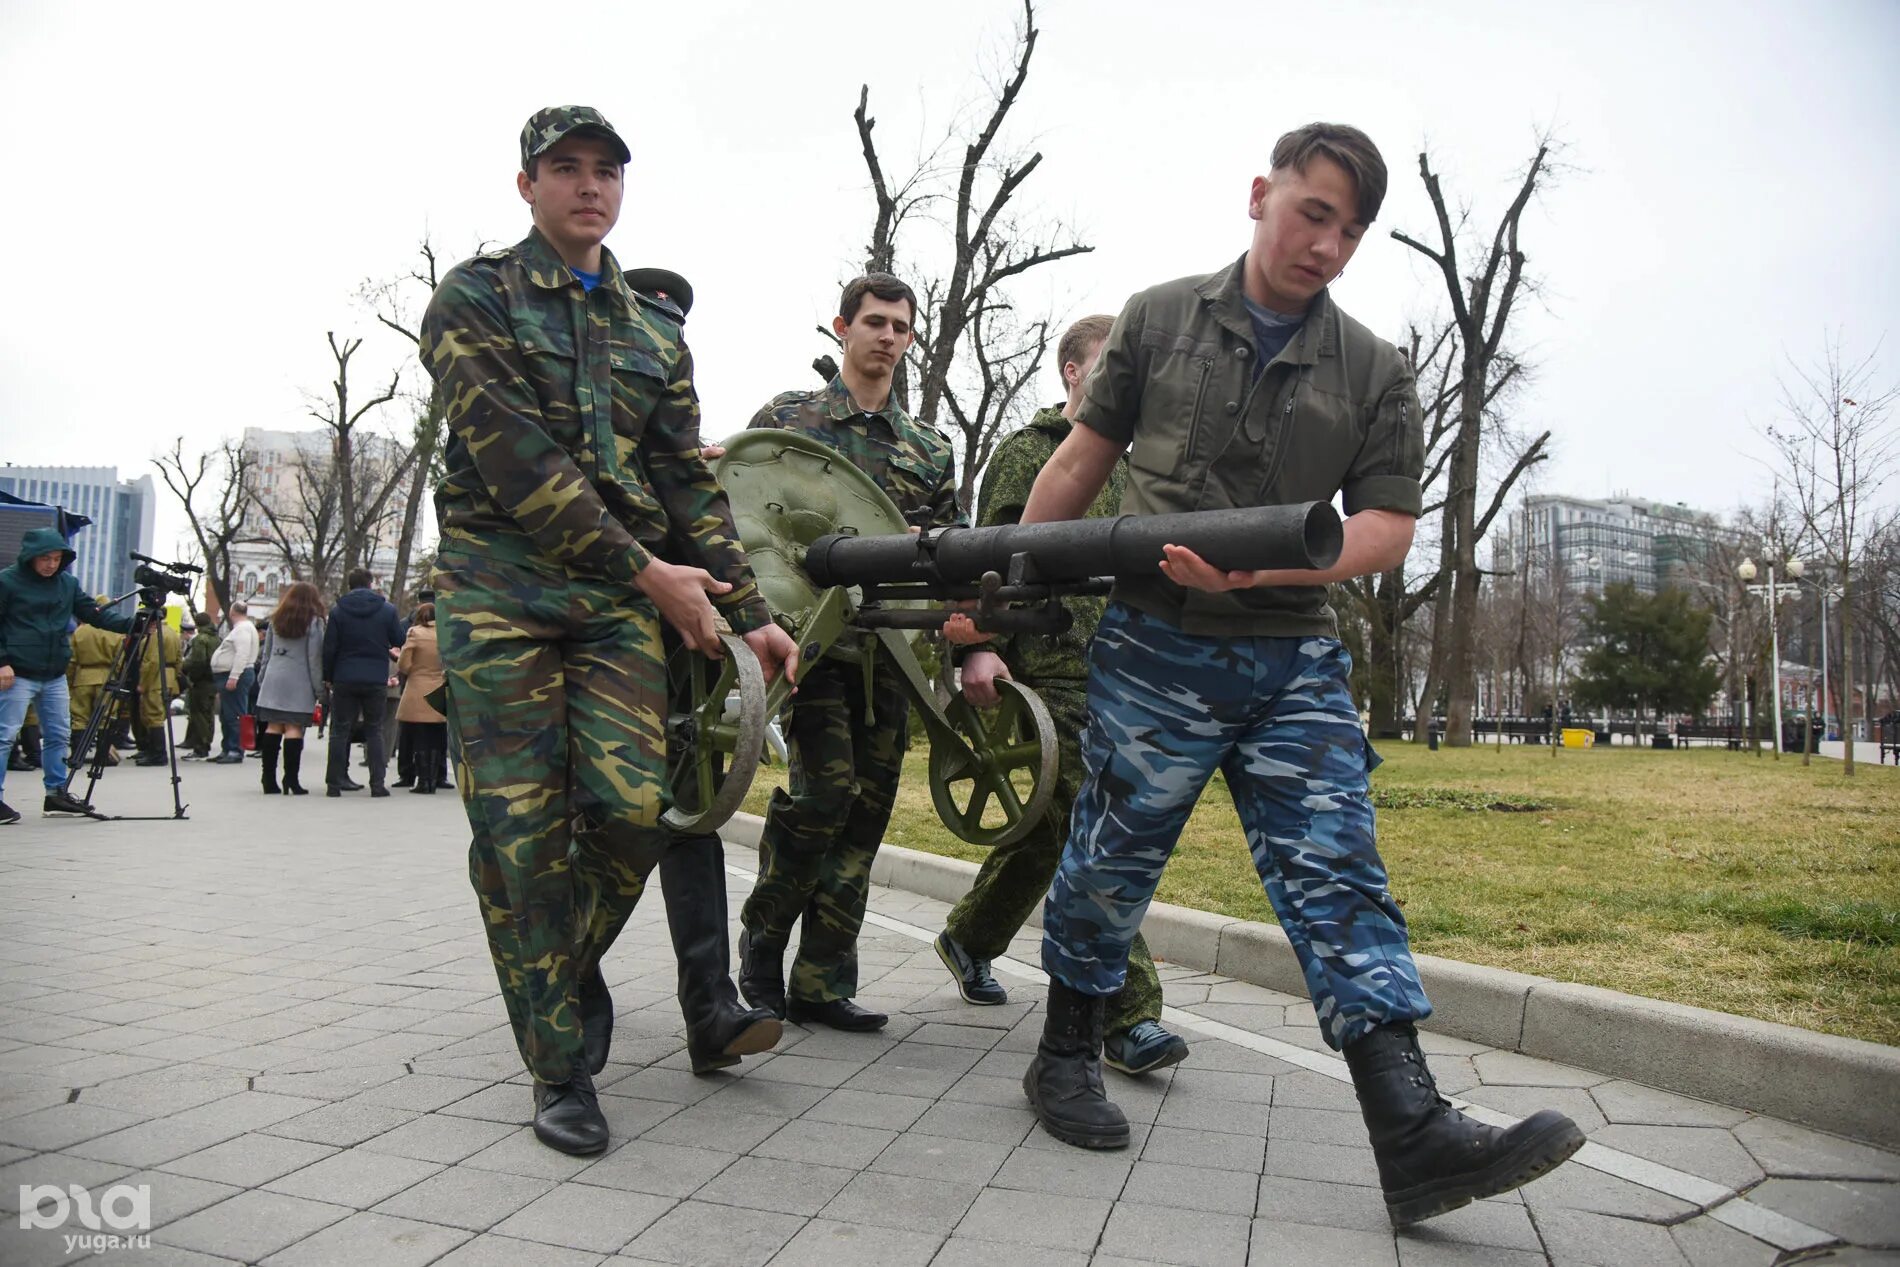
[63,586,189,821]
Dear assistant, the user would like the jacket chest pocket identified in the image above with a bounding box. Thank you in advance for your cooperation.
[1263,385,1361,503]
[886,452,944,526]
[606,342,670,474]
[514,316,586,452]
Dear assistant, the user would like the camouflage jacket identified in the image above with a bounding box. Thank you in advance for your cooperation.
[979,406,1127,683]
[420,227,768,633]
[746,375,964,530]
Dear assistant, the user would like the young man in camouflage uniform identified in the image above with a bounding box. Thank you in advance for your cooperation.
[1016,124,1584,1225]
[180,615,220,759]
[420,106,798,1156]
[737,274,963,1032]
[936,315,1188,1076]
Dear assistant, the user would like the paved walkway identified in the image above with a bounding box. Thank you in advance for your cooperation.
[2,752,1896,1266]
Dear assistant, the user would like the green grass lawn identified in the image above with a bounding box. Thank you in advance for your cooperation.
[741,739,1900,1045]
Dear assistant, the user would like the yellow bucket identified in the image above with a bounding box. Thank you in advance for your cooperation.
[1561,728,1594,749]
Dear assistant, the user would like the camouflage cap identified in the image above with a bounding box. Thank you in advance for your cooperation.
[520,105,631,171]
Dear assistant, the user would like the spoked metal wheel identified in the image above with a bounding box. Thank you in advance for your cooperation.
[928,677,1058,847]
[661,632,767,835]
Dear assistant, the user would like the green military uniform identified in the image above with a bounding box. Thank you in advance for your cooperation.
[422,221,768,1085]
[941,406,1163,1031]
[741,374,963,1003]
[138,620,181,731]
[67,623,122,764]
[181,625,221,754]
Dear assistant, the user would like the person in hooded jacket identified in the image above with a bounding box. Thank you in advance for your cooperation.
[321,568,403,796]
[0,528,134,823]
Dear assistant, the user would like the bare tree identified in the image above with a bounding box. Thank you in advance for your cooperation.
[152,436,253,613]
[359,239,446,602]
[850,0,1092,506]
[1767,335,1898,775]
[1392,136,1561,746]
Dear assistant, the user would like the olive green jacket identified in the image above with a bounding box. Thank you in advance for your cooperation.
[1076,255,1424,637]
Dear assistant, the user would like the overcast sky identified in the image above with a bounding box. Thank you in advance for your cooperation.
[2,0,1895,561]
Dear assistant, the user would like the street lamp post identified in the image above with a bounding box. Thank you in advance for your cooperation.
[1738,556,1804,760]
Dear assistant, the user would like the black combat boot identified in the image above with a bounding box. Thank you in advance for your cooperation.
[738,927,787,1020]
[133,730,169,767]
[1023,979,1129,1149]
[1345,1022,1585,1226]
[281,738,308,795]
[531,1057,609,1155]
[258,732,282,793]
[662,835,782,1073]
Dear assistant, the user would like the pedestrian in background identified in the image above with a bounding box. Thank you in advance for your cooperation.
[321,568,402,797]
[210,601,258,764]
[254,582,326,795]
[180,613,220,759]
[395,603,446,794]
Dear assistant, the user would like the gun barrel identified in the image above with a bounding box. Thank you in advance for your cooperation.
[805,501,1343,590]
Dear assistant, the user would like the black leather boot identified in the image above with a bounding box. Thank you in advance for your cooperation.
[531,1057,609,1155]
[134,730,169,767]
[737,927,787,1020]
[1023,979,1129,1149]
[258,733,282,793]
[281,738,307,795]
[1345,1022,1585,1226]
[662,835,782,1073]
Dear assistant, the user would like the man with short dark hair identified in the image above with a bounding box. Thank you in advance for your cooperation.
[321,568,402,796]
[1015,123,1583,1224]
[737,272,963,1032]
[420,106,796,1156]
[936,314,1187,1076]
[211,600,257,763]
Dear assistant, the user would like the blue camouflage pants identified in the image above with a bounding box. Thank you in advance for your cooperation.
[1042,603,1431,1050]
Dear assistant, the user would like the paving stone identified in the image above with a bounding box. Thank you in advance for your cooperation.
[597,1093,685,1141]
[600,1067,722,1106]
[740,1053,865,1089]
[1251,1220,1397,1266]
[436,1082,531,1124]
[941,1072,1030,1108]
[1668,1213,1782,1267]
[574,1139,735,1198]
[1122,1159,1260,1215]
[1394,1239,1546,1266]
[352,1074,493,1113]
[955,1185,1111,1249]
[695,1155,856,1215]
[68,1117,239,1167]
[768,1218,943,1267]
[694,1076,830,1119]
[909,1099,1034,1146]
[167,1091,330,1135]
[1532,1204,1689,1265]
[113,1168,244,1229]
[929,1236,1088,1267]
[354,1112,515,1164]
[1731,1116,1900,1180]
[258,1210,472,1266]
[435,1231,608,1267]
[1743,1177,1900,1244]
[1267,1104,1368,1147]
[843,1042,982,1097]
[1518,1159,1698,1220]
[251,1068,407,1102]
[156,1190,352,1261]
[1143,1122,1267,1173]
[161,1132,337,1185]
[264,1149,445,1208]
[1267,1068,1360,1110]
[755,1118,897,1170]
[1394,1198,1542,1252]
[490,1182,673,1252]
[818,1171,984,1234]
[871,1132,1012,1184]
[76,1074,248,1118]
[620,1198,804,1267]
[1096,1200,1251,1267]
[1153,1088,1272,1137]
[640,1104,783,1153]
[804,1088,933,1131]
[261,1099,423,1147]
[1255,1174,1393,1232]
[1590,1123,1766,1188]
[1461,1083,1608,1134]
[370,1162,553,1231]
[1471,1050,1610,1088]
[0,1100,144,1151]
[1588,1079,1748,1129]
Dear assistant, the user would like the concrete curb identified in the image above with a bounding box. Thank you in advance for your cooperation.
[719,812,1900,1150]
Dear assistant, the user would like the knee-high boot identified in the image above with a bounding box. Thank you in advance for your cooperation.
[660,834,783,1074]
[258,732,282,793]
[281,738,307,795]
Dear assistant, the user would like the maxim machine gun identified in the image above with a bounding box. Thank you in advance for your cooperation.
[662,432,1343,847]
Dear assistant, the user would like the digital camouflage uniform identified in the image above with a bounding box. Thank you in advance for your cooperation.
[741,374,963,1004]
[1044,259,1433,1052]
[181,626,221,753]
[941,407,1161,1032]
[421,224,769,1084]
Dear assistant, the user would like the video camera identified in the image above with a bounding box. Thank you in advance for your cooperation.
[129,551,201,600]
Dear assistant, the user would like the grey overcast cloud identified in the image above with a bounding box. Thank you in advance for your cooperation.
[1,0,1895,559]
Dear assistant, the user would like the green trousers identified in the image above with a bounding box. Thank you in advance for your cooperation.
[742,652,908,1004]
[437,552,665,1083]
[184,684,219,753]
[943,680,1163,1031]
